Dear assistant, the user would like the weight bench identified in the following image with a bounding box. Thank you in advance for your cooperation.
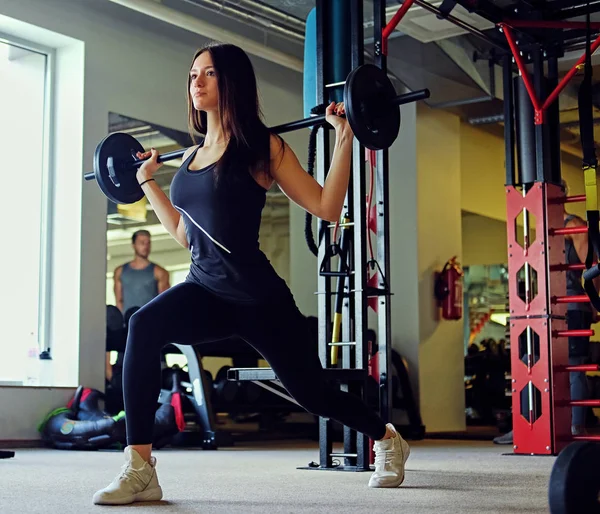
[228,367,373,471]
[227,367,368,407]
[229,362,426,443]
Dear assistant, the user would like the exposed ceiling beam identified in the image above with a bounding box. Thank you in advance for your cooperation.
[106,0,304,72]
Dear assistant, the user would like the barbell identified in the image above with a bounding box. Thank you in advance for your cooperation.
[84,64,430,205]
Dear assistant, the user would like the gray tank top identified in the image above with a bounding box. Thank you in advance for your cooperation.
[120,262,159,313]
[565,215,592,312]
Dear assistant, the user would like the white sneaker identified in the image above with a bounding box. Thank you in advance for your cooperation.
[92,447,163,505]
[368,423,410,488]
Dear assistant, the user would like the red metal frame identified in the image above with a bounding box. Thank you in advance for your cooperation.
[509,318,570,454]
[562,364,600,372]
[550,226,588,235]
[381,0,415,55]
[498,22,600,124]
[550,263,587,272]
[573,435,600,441]
[383,5,600,455]
[507,183,571,454]
[551,194,587,204]
[506,184,556,316]
[568,399,600,407]
[553,329,595,337]
[553,294,591,303]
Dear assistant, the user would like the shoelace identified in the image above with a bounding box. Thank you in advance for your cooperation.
[117,463,149,486]
[374,447,400,469]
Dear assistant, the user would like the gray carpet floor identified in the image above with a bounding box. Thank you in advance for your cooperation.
[0,439,554,513]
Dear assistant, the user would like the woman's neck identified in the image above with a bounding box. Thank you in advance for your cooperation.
[204,111,229,147]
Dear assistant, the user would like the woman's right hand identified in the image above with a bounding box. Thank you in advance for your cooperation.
[136,148,163,183]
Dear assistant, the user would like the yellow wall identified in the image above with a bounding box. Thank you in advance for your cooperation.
[416,105,466,432]
[460,124,508,222]
[462,213,508,266]
[460,123,589,224]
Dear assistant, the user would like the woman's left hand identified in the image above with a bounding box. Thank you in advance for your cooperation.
[326,101,353,136]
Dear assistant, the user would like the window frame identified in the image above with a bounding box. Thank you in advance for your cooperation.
[0,31,56,355]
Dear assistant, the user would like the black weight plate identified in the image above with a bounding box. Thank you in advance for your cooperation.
[344,64,400,151]
[548,441,600,514]
[93,132,145,205]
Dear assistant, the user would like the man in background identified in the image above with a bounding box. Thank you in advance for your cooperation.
[114,229,171,314]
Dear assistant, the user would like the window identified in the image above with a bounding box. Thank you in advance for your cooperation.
[0,37,52,385]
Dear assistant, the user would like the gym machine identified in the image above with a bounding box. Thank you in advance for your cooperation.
[229,0,427,472]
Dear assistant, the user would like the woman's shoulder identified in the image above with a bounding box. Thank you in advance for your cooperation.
[182,142,203,162]
[269,133,285,151]
[268,133,287,165]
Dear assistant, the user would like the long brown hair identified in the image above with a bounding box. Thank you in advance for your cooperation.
[186,42,282,185]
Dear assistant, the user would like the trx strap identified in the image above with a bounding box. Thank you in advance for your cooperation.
[304,104,329,257]
[579,12,600,310]
[305,124,320,256]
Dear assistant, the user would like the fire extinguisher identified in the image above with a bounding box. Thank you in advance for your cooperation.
[434,256,464,320]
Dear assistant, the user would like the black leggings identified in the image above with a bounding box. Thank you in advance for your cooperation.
[123,282,387,444]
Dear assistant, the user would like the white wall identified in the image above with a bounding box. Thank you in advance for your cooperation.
[0,0,306,441]
[386,102,420,403]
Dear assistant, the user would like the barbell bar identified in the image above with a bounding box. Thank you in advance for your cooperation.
[84,64,430,204]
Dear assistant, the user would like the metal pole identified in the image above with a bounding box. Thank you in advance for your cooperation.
[503,54,516,186]
[514,75,537,185]
[374,0,393,428]
[547,55,562,185]
[350,0,369,471]
[532,46,549,182]
[316,0,333,470]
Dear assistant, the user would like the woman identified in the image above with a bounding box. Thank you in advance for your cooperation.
[93,42,409,506]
